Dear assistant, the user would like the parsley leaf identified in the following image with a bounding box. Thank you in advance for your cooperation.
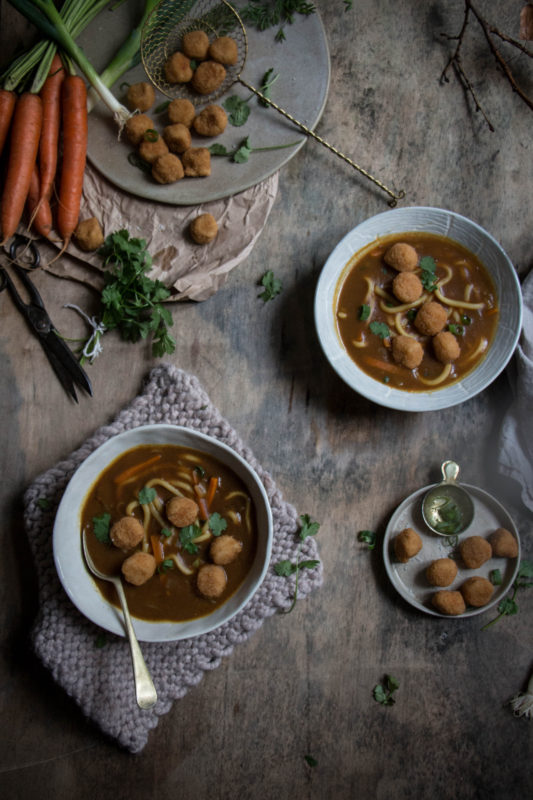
[180,524,201,554]
[223,95,251,127]
[300,513,320,540]
[209,512,227,537]
[92,513,111,544]
[358,530,376,549]
[258,270,283,301]
[369,321,391,339]
[419,255,438,291]
[138,486,156,505]
[233,136,253,163]
[96,230,176,358]
[373,675,399,706]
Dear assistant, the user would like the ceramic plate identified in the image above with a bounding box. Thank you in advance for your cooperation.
[53,424,273,641]
[314,207,523,411]
[79,0,330,204]
[383,482,520,618]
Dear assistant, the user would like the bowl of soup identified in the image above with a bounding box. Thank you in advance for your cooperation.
[314,207,522,411]
[53,424,273,641]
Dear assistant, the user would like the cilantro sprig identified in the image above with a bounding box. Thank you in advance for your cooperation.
[373,675,400,706]
[481,560,533,630]
[258,270,283,301]
[209,135,300,163]
[95,230,176,358]
[358,530,376,550]
[92,513,111,544]
[419,255,438,291]
[274,513,321,613]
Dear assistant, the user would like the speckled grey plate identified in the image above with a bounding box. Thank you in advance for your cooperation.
[383,482,521,618]
[79,1,330,204]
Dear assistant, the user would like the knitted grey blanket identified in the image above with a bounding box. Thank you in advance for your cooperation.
[23,365,323,752]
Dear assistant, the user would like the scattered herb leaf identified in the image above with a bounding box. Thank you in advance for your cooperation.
[158,558,174,574]
[240,0,316,41]
[304,754,318,767]
[406,308,417,322]
[154,100,170,114]
[180,524,201,554]
[300,513,320,540]
[258,67,279,106]
[490,568,503,586]
[373,675,400,706]
[233,136,253,163]
[209,143,230,156]
[138,486,157,505]
[209,512,227,537]
[482,560,533,630]
[358,530,376,549]
[194,465,206,479]
[161,528,173,538]
[358,303,371,321]
[369,320,391,339]
[127,152,152,173]
[37,497,51,510]
[93,513,111,544]
[445,534,459,548]
[258,269,283,301]
[223,94,251,127]
[419,255,438,291]
[95,632,107,648]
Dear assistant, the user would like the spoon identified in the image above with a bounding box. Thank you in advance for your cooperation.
[82,532,157,709]
[421,460,475,537]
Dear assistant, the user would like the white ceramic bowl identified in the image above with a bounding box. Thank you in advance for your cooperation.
[314,207,523,411]
[53,424,273,642]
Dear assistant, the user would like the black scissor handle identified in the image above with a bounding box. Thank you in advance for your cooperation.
[9,234,41,269]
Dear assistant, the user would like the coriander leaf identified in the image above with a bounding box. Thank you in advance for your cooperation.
[299,513,320,540]
[275,559,296,577]
[358,304,371,321]
[233,136,253,162]
[373,674,399,706]
[369,321,391,339]
[498,597,518,616]
[161,528,173,538]
[419,256,436,273]
[223,95,251,126]
[304,755,318,767]
[298,559,320,570]
[490,568,502,586]
[180,524,201,554]
[95,632,107,648]
[138,486,156,505]
[258,270,282,301]
[209,143,230,156]
[516,559,533,586]
[258,67,279,106]
[158,558,174,573]
[92,513,111,543]
[194,465,206,479]
[448,324,464,336]
[209,512,227,537]
[358,530,376,549]
[37,497,51,510]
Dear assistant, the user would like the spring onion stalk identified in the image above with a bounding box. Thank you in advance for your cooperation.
[8,0,131,127]
[509,671,533,719]
[2,0,111,92]
[87,0,160,112]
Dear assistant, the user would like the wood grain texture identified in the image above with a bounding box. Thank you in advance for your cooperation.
[0,2,531,799]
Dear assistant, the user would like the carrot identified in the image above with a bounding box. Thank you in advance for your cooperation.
[57,75,87,245]
[363,356,404,375]
[150,535,164,565]
[1,92,43,244]
[26,165,53,238]
[113,455,161,485]
[38,54,65,206]
[206,476,219,508]
[0,89,16,158]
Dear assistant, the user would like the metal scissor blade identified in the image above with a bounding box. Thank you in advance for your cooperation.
[40,339,79,402]
[43,330,93,397]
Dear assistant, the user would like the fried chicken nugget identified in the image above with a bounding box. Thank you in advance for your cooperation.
[393,527,422,563]
[426,558,458,587]
[191,61,226,95]
[182,147,211,177]
[165,51,193,84]
[431,590,466,616]
[193,104,227,137]
[208,36,238,66]
[460,576,494,607]
[488,528,518,558]
[182,30,210,60]
[459,536,492,569]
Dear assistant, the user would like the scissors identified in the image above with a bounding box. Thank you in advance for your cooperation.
[0,235,92,402]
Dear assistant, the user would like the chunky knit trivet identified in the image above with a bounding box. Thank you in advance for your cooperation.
[23,365,323,753]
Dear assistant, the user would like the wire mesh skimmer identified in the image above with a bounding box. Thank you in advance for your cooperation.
[140,0,405,206]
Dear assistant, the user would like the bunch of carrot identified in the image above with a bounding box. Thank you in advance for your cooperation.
[0,54,88,248]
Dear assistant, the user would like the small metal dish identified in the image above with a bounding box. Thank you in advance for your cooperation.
[422,461,474,536]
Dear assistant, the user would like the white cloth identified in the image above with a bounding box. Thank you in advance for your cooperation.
[498,269,533,512]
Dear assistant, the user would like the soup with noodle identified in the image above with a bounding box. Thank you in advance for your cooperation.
[82,444,257,622]
[335,233,499,391]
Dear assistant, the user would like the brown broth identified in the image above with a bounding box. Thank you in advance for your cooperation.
[335,233,498,391]
[81,444,257,622]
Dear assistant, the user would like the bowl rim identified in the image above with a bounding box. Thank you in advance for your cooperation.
[314,206,523,411]
[53,424,273,642]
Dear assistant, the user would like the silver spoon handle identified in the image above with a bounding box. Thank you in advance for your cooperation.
[114,579,157,709]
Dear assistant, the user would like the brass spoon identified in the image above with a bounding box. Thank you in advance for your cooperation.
[422,460,475,537]
[82,532,157,709]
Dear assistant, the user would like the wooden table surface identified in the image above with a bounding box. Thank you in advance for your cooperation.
[1,2,532,798]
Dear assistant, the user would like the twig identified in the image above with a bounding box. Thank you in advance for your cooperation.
[440,0,533,129]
